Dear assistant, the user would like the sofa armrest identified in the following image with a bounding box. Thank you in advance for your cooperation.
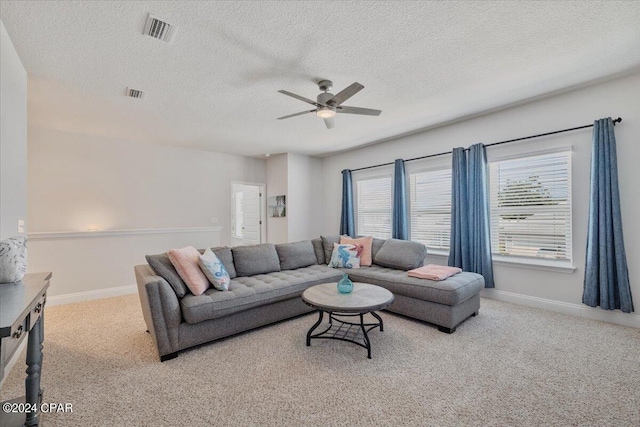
[135,264,181,358]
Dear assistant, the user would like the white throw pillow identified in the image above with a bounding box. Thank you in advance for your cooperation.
[198,248,231,291]
[0,236,27,283]
[328,243,361,269]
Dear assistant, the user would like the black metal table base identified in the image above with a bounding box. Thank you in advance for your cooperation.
[305,310,384,359]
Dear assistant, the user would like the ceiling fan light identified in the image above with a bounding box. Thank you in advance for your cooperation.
[316,107,336,118]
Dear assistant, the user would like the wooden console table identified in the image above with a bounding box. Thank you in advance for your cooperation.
[0,272,51,427]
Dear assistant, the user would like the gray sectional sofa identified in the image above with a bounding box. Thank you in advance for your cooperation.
[135,236,484,361]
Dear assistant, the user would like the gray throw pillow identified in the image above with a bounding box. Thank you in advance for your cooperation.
[211,247,237,279]
[311,238,325,264]
[276,241,318,270]
[371,238,386,260]
[146,253,188,298]
[374,239,427,271]
[232,243,281,277]
[321,235,341,264]
[0,236,28,283]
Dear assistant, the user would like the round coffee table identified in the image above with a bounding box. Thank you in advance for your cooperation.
[301,282,394,359]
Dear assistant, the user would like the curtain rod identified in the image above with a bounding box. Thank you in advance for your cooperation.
[350,117,622,172]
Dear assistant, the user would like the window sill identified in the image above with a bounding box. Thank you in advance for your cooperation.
[491,255,576,273]
[424,250,576,273]
[426,249,449,258]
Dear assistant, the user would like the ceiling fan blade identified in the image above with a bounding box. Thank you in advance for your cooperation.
[326,82,364,106]
[277,110,316,120]
[323,118,335,129]
[277,90,321,106]
[336,106,382,116]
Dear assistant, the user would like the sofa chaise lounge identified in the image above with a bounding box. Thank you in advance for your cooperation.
[135,236,485,361]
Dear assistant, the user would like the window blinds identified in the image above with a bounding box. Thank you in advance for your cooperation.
[489,151,572,261]
[409,169,452,250]
[356,176,392,239]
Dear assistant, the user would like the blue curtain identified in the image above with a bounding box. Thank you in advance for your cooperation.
[449,148,469,268]
[340,169,355,237]
[448,144,495,288]
[583,118,633,312]
[467,144,494,288]
[392,159,409,239]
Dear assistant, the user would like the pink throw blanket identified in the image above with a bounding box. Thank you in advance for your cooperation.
[408,264,462,281]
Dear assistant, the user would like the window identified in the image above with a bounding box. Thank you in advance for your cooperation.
[356,175,392,239]
[409,169,451,251]
[489,151,572,263]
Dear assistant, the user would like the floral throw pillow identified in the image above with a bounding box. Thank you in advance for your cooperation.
[198,248,231,291]
[328,243,362,269]
[0,236,27,283]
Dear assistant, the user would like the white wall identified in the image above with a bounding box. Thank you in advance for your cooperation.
[28,127,266,234]
[266,154,288,244]
[28,229,222,303]
[321,72,640,325]
[27,127,266,298]
[265,153,324,244]
[0,20,27,241]
[287,153,323,242]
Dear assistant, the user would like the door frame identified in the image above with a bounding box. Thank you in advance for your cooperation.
[230,181,267,245]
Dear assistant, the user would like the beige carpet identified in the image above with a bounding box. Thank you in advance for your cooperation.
[1,295,639,426]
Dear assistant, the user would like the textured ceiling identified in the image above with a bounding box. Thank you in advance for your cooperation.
[1,1,639,157]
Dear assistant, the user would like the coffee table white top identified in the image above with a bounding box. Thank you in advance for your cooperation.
[302,282,394,313]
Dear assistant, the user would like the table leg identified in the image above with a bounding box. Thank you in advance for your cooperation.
[39,308,45,403]
[371,311,384,332]
[25,315,43,427]
[359,313,372,359]
[306,310,324,346]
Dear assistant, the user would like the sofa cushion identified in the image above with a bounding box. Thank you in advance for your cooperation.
[321,235,341,264]
[146,253,188,298]
[343,265,484,306]
[180,265,343,324]
[311,238,325,264]
[374,239,427,270]
[211,247,237,279]
[232,243,281,277]
[276,240,318,270]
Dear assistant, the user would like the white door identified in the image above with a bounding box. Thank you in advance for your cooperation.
[231,183,264,246]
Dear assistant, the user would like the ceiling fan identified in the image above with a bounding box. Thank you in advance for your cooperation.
[277,80,382,129]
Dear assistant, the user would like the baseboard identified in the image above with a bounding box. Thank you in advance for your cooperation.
[47,285,138,307]
[481,289,640,328]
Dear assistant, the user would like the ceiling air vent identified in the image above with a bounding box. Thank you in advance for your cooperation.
[143,14,177,44]
[126,88,145,99]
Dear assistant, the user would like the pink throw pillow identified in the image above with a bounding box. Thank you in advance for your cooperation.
[167,246,210,296]
[340,236,373,266]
